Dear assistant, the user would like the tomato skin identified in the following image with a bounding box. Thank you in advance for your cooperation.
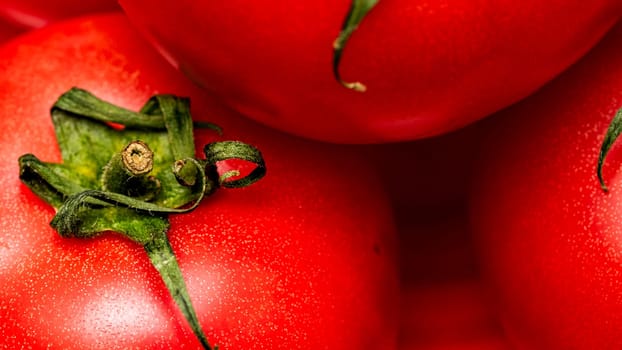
[118,0,622,143]
[470,21,622,349]
[0,17,23,41]
[0,14,398,349]
[0,0,119,28]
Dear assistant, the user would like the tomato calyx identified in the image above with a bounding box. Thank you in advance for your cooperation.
[332,0,379,92]
[597,107,622,191]
[18,87,267,350]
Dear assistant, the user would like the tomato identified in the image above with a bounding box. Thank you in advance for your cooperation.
[0,0,119,28]
[470,21,622,349]
[117,0,622,143]
[0,14,399,349]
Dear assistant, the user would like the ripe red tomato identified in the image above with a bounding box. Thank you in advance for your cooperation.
[470,21,622,349]
[118,0,622,143]
[0,14,399,349]
[0,0,119,28]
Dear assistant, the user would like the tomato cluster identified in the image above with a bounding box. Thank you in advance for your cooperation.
[0,3,621,350]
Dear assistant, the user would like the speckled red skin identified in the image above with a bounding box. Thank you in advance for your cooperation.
[470,22,622,350]
[0,0,119,28]
[118,0,622,144]
[0,14,399,349]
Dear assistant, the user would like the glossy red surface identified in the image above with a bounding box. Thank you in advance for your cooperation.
[119,0,622,143]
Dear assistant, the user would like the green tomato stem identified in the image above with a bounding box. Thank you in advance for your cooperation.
[597,107,622,191]
[100,140,160,200]
[144,230,215,350]
[332,0,380,92]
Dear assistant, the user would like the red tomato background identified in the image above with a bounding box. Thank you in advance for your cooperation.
[119,0,621,143]
[0,0,120,44]
[362,121,482,210]
[400,282,510,350]
[398,203,510,350]
[0,0,119,28]
[0,14,399,349]
[470,20,622,349]
[0,16,22,41]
